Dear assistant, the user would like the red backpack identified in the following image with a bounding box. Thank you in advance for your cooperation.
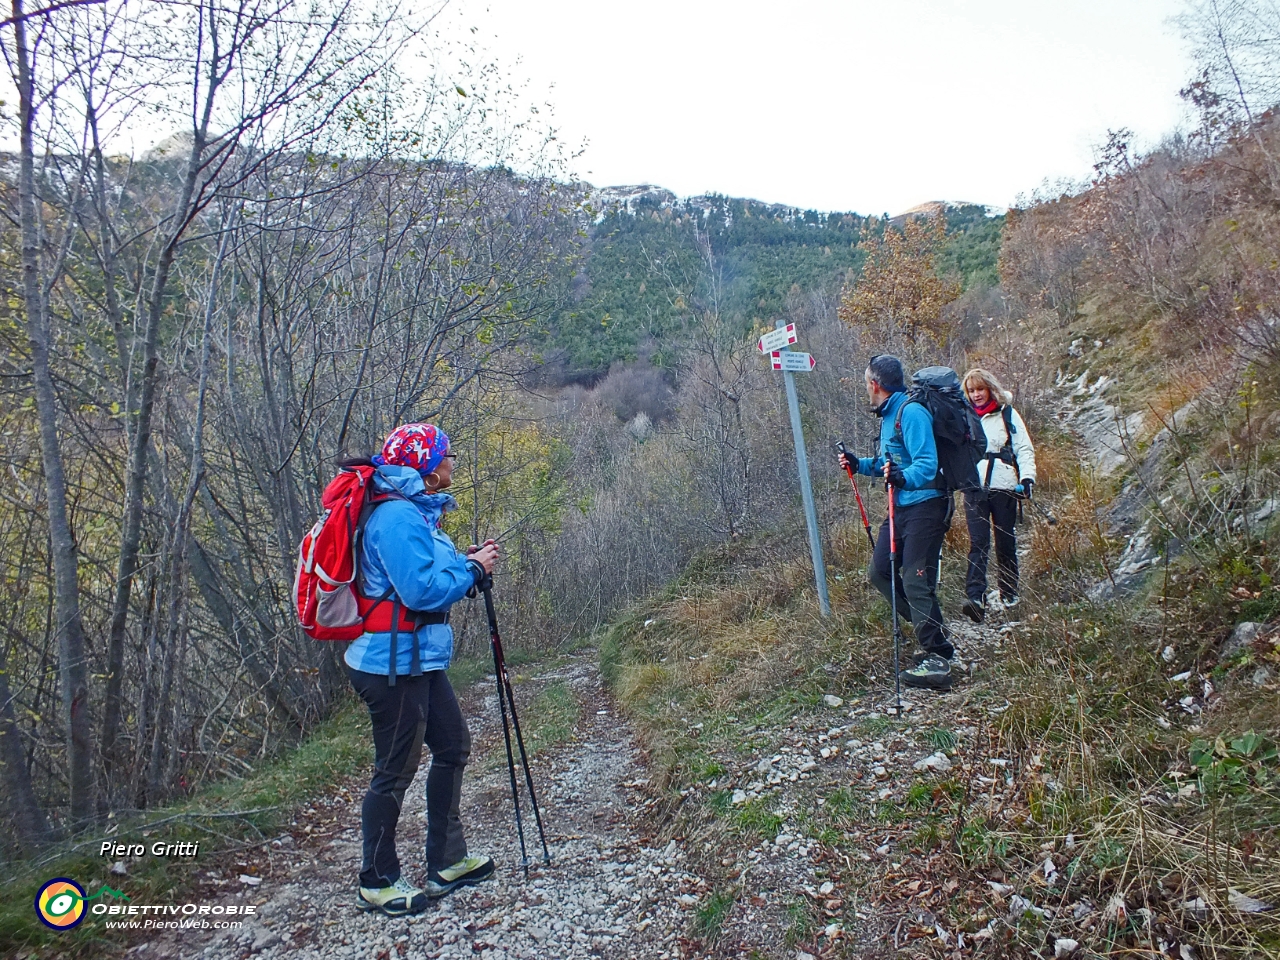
[293,464,419,640]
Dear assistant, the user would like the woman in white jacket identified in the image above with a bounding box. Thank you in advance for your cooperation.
[961,368,1037,623]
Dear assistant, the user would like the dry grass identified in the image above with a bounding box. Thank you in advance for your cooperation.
[599,417,1280,956]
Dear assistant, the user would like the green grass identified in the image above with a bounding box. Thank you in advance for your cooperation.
[522,681,580,756]
[0,696,370,958]
[926,727,958,751]
[905,780,933,810]
[783,895,817,947]
[734,799,784,840]
[448,654,495,691]
[692,885,738,943]
[448,646,544,693]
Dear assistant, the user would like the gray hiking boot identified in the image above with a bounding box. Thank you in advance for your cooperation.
[899,654,953,691]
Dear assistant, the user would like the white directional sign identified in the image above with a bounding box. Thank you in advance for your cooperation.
[757,323,798,353]
[770,350,816,372]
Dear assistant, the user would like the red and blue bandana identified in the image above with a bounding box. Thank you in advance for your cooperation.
[373,423,450,477]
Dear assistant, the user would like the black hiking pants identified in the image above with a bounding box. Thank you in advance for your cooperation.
[963,488,1020,603]
[349,667,470,888]
[868,495,954,660]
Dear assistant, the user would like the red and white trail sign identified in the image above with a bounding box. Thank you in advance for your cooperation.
[770,350,816,372]
[757,323,798,353]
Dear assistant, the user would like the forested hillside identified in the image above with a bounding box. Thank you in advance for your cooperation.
[541,189,1003,381]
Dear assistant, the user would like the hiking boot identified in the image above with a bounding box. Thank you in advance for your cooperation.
[961,598,985,624]
[911,650,962,672]
[899,654,953,691]
[357,877,428,917]
[425,855,494,898]
[1001,595,1020,610]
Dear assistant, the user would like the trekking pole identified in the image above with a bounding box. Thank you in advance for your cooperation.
[885,457,902,714]
[481,579,552,873]
[482,577,530,877]
[836,442,875,550]
[1023,494,1058,526]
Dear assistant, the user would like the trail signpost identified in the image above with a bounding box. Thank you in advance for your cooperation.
[760,320,830,617]
[770,351,815,372]
[757,323,797,354]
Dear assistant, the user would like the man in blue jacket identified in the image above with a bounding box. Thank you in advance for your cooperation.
[838,355,955,691]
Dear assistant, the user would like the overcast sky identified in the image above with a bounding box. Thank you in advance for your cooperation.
[446,0,1193,215]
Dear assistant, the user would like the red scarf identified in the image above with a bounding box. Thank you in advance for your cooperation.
[973,397,999,417]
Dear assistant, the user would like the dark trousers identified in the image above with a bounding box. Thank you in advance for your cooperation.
[868,495,953,659]
[964,488,1020,602]
[348,667,470,888]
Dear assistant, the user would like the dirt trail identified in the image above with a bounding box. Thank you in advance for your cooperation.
[125,614,1021,960]
[133,656,702,960]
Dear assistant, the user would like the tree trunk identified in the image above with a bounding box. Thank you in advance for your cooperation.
[101,110,208,786]
[12,0,94,826]
[0,644,53,851]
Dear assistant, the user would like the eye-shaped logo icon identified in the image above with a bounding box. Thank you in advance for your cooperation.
[35,878,87,929]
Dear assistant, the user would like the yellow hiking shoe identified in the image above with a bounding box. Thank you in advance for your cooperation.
[425,856,494,898]
[356,877,428,916]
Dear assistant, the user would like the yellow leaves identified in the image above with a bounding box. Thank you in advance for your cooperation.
[838,213,961,345]
[441,408,568,568]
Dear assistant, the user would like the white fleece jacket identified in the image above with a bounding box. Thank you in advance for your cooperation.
[977,404,1037,491]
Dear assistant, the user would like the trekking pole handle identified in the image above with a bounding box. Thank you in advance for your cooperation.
[837,442,876,550]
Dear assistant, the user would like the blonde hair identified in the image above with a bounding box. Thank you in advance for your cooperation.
[962,367,1011,406]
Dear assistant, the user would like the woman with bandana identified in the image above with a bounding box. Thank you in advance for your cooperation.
[347,423,498,916]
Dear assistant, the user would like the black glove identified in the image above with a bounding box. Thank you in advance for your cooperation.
[1021,478,1034,500]
[464,559,489,598]
[885,462,906,489]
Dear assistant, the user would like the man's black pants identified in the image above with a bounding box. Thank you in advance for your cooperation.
[963,488,1020,603]
[868,495,953,659]
[348,667,470,888]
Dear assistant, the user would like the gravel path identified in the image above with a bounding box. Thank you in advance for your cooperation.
[122,619,1024,960]
[131,655,699,960]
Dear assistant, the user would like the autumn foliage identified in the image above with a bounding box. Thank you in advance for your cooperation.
[1000,118,1280,363]
[837,213,962,345]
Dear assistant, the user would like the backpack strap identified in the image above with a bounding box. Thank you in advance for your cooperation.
[980,405,1020,489]
[893,399,907,441]
[387,599,400,687]
[894,395,947,491]
[354,490,409,598]
[1001,405,1020,481]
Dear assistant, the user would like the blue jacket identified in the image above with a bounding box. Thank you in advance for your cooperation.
[856,390,942,507]
[344,465,477,676]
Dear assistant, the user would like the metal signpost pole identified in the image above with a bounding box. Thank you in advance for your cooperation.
[774,321,830,617]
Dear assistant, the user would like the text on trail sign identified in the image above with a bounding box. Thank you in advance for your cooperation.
[757,323,798,353]
[770,351,816,372]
